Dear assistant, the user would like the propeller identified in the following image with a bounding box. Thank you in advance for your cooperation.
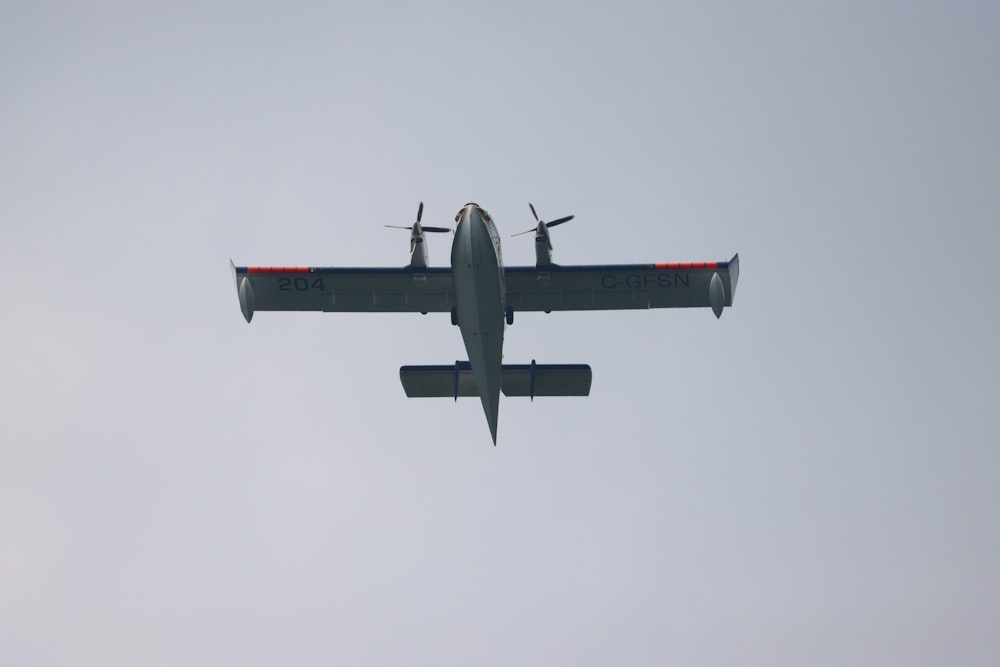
[385,202,449,253]
[511,203,574,249]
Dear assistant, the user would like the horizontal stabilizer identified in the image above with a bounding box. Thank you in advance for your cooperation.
[400,362,478,398]
[501,362,592,397]
[400,361,592,400]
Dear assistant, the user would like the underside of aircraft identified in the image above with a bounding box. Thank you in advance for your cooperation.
[232,202,740,444]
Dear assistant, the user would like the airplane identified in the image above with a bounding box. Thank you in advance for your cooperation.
[231,202,739,444]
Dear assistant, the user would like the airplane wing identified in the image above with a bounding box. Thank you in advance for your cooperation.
[504,254,739,316]
[230,262,454,322]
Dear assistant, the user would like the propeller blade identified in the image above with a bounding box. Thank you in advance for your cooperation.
[386,223,448,232]
[545,215,574,228]
[510,228,537,238]
[416,201,423,223]
[529,202,540,223]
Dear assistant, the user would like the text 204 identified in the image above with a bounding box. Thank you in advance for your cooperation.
[278,277,326,291]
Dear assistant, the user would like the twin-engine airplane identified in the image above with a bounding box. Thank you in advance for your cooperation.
[232,202,739,444]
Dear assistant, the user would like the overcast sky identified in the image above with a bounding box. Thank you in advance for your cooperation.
[2,2,998,665]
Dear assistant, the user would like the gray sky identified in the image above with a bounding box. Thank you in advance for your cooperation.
[2,1,998,665]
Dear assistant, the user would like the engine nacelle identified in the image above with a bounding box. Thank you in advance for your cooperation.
[386,203,450,269]
[534,229,553,267]
[513,204,573,268]
[409,232,429,268]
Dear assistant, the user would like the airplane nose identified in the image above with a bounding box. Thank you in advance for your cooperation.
[456,204,478,230]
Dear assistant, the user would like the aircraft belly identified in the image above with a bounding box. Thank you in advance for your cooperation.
[452,211,504,442]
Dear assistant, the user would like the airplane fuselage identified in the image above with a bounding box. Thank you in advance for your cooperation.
[451,204,505,443]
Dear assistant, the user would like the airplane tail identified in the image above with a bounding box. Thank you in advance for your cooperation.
[400,361,591,401]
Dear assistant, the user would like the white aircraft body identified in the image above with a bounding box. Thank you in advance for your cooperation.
[232,202,740,444]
